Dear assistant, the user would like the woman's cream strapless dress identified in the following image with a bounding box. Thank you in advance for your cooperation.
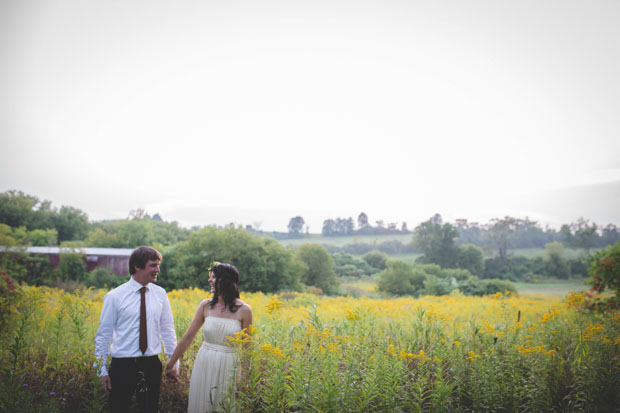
[188,317,241,413]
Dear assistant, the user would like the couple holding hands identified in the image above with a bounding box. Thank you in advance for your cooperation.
[94,246,253,413]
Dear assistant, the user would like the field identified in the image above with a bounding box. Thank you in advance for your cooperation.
[277,233,414,248]
[276,234,589,265]
[513,279,591,297]
[1,283,618,412]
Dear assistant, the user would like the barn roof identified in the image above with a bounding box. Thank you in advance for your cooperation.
[1,246,134,256]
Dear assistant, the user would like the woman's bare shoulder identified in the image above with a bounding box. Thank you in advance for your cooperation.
[235,299,252,313]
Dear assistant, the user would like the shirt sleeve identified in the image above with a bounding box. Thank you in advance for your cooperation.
[94,292,117,377]
[160,292,179,367]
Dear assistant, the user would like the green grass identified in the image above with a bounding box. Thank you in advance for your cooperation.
[277,233,414,248]
[278,234,592,261]
[507,247,591,260]
[341,276,591,298]
[514,279,590,297]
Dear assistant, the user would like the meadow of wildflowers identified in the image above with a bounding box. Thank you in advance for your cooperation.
[1,282,619,412]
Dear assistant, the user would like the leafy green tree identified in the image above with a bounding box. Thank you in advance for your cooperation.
[288,216,305,236]
[487,217,516,260]
[332,253,377,277]
[357,212,369,229]
[423,275,453,296]
[362,250,388,270]
[83,228,120,248]
[114,219,155,248]
[0,223,19,246]
[295,244,339,294]
[28,228,58,246]
[86,268,123,289]
[588,242,620,299]
[455,244,484,276]
[162,226,303,292]
[564,218,599,254]
[0,190,50,229]
[544,242,571,279]
[53,206,89,242]
[376,260,426,296]
[600,224,620,247]
[150,219,191,245]
[322,219,336,236]
[412,218,459,268]
[55,251,88,283]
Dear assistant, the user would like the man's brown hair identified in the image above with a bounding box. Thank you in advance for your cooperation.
[129,246,162,275]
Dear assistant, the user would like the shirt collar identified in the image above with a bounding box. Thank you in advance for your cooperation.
[129,277,150,292]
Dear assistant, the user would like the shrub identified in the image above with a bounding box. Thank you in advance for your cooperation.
[332,253,377,277]
[376,260,426,296]
[54,252,88,283]
[362,250,388,270]
[423,275,453,296]
[296,244,339,294]
[86,268,124,289]
[588,242,620,298]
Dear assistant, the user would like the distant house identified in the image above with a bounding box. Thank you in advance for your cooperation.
[22,247,133,276]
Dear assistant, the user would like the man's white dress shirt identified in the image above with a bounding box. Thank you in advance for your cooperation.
[94,277,177,377]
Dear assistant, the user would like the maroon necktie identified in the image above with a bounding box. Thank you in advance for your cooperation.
[139,287,147,354]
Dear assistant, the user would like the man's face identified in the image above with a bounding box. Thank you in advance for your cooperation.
[134,259,161,285]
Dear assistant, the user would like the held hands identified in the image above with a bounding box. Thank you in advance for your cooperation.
[165,363,178,383]
[100,375,112,394]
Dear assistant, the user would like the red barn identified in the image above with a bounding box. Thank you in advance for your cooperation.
[24,247,134,276]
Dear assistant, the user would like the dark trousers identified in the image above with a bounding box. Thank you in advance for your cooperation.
[108,355,162,413]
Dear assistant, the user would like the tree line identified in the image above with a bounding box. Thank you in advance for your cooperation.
[1,190,619,299]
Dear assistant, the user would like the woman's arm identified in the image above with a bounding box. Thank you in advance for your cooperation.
[241,304,253,332]
[166,300,208,371]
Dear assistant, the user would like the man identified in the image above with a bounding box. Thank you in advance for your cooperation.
[95,246,179,412]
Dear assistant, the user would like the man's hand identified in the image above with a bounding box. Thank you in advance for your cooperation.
[100,375,112,394]
[165,364,178,383]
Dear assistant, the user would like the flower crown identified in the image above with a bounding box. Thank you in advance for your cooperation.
[207,261,221,273]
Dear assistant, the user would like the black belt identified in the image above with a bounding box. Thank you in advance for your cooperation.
[112,355,159,363]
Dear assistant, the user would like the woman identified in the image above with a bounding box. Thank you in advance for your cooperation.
[166,262,252,413]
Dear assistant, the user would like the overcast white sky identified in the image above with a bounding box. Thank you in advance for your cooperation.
[1,0,619,232]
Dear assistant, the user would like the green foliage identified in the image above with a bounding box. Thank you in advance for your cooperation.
[0,191,88,243]
[85,268,124,289]
[0,251,54,286]
[562,217,599,253]
[588,242,620,298]
[377,260,426,296]
[288,216,305,236]
[457,278,516,296]
[162,226,303,292]
[85,218,191,248]
[295,244,339,294]
[378,260,515,297]
[0,286,107,412]
[423,275,453,295]
[332,253,377,277]
[362,250,388,270]
[544,242,571,279]
[28,228,58,246]
[83,227,118,247]
[487,217,516,260]
[483,256,545,281]
[55,252,88,283]
[322,217,355,236]
[412,218,459,268]
[0,223,20,246]
[53,206,89,242]
[455,244,484,276]
[0,190,55,230]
